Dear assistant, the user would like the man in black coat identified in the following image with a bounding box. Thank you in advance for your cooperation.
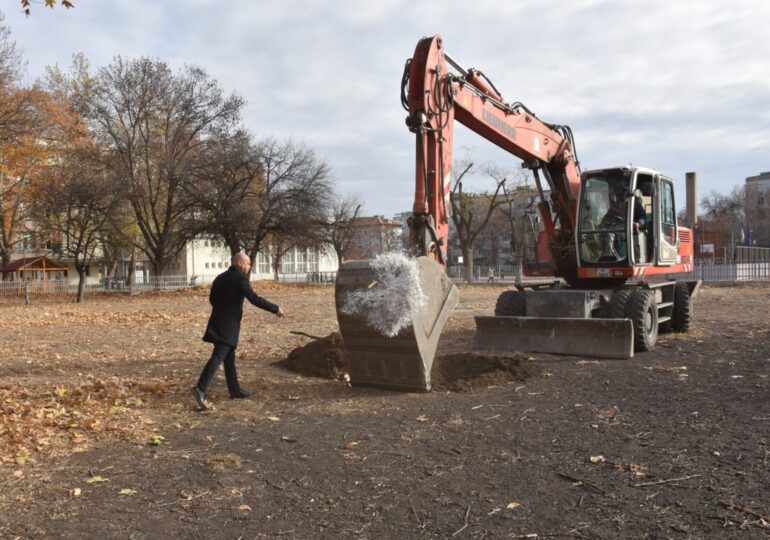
[192,252,285,410]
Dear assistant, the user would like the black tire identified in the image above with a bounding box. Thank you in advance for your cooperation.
[494,290,526,316]
[671,282,691,332]
[625,288,658,352]
[603,288,634,319]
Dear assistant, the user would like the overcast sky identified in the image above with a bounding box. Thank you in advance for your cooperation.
[4,0,769,218]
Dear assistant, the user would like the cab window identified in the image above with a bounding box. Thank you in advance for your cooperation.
[660,180,677,245]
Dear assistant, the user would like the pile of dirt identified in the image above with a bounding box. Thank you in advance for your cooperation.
[279,333,542,392]
[430,352,542,392]
[276,332,347,380]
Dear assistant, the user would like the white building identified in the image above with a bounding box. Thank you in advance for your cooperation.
[6,234,341,287]
[169,238,340,283]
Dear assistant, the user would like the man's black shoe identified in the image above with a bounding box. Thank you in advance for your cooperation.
[191,386,211,410]
[229,389,252,399]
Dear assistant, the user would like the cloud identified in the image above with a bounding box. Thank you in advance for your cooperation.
[2,0,769,216]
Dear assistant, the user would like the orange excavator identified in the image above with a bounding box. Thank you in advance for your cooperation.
[335,35,699,391]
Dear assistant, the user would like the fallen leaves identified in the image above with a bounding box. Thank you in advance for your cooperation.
[588,455,648,477]
[0,376,179,465]
[14,448,30,465]
[85,475,109,484]
[209,453,241,468]
[645,365,689,380]
[148,434,166,446]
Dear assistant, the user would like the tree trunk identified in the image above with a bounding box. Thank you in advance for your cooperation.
[76,269,87,303]
[513,252,524,282]
[462,245,474,283]
[127,251,135,290]
[227,240,240,258]
[151,253,166,290]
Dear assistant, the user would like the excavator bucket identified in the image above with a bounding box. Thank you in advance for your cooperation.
[474,316,634,359]
[335,256,459,391]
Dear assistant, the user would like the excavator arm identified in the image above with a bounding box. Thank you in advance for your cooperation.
[403,35,582,281]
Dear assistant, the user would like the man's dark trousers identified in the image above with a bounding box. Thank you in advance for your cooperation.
[197,342,240,394]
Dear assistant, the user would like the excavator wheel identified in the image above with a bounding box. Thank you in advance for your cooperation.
[602,288,633,319]
[494,291,526,316]
[671,281,691,332]
[625,288,658,352]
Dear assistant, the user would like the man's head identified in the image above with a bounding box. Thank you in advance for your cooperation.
[232,252,251,275]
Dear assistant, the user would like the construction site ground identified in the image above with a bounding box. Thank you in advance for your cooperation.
[1,283,768,539]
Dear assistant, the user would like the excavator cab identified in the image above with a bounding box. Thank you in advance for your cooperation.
[576,166,678,272]
[577,168,634,267]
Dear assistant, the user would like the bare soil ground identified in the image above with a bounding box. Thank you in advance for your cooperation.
[1,283,768,539]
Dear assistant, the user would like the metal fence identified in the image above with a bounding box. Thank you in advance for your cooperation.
[667,261,770,282]
[449,259,770,284]
[3,257,770,298]
[446,264,557,285]
[0,271,339,298]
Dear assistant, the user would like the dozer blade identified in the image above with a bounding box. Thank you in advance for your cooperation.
[474,316,634,359]
[335,256,459,391]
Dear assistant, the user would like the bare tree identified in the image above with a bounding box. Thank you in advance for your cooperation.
[28,67,116,301]
[45,55,143,287]
[319,193,362,265]
[32,152,115,302]
[243,138,333,266]
[185,128,263,256]
[187,135,333,272]
[701,185,746,245]
[87,57,244,276]
[0,13,29,143]
[98,197,142,286]
[701,186,745,224]
[496,173,536,280]
[266,172,335,279]
[450,160,508,282]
